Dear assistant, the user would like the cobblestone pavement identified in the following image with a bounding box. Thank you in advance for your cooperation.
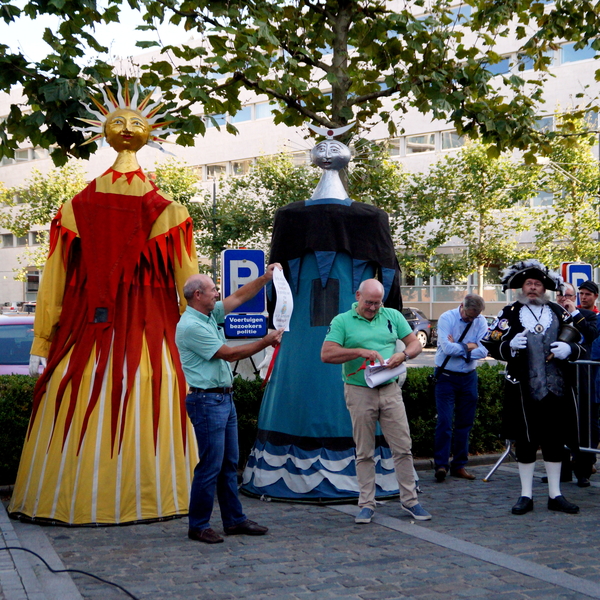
[16,462,598,600]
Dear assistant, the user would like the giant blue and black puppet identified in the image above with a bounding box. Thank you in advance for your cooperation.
[241,125,404,501]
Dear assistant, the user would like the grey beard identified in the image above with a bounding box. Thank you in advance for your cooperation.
[516,291,550,306]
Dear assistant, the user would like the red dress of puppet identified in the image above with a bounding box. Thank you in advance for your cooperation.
[8,84,199,525]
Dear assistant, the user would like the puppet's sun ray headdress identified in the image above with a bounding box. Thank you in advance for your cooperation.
[75,78,176,152]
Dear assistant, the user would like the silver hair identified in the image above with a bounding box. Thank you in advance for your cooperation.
[560,282,575,295]
[463,293,485,313]
[183,278,205,301]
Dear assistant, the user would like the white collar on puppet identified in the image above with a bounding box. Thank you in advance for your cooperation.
[519,303,552,334]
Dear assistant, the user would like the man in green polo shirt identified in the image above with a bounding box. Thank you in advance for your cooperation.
[321,279,431,524]
[176,266,284,544]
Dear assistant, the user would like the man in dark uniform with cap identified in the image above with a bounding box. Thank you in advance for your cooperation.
[578,280,599,313]
[483,259,584,515]
[556,282,598,486]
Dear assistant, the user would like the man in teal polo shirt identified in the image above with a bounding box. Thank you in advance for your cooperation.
[321,279,431,524]
[176,266,283,544]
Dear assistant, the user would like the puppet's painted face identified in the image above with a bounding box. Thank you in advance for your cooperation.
[104,109,150,152]
[311,140,351,171]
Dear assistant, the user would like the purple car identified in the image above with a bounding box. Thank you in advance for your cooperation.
[0,315,35,375]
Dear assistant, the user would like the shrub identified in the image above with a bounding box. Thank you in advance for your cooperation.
[233,375,265,466]
[403,364,506,457]
[0,375,35,485]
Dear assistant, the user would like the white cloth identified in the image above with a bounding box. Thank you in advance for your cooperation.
[519,304,551,334]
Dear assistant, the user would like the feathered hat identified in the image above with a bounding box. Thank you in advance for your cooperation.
[501,259,564,292]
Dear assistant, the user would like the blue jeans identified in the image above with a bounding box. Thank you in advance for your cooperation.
[434,370,478,471]
[186,391,246,531]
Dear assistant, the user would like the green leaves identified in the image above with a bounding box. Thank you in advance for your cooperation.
[1,0,600,166]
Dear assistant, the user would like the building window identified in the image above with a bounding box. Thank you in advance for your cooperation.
[561,42,596,64]
[26,271,39,293]
[206,163,227,178]
[441,131,464,150]
[406,133,436,154]
[231,106,252,124]
[516,51,553,71]
[31,147,49,160]
[290,151,310,166]
[484,57,511,76]
[30,231,43,245]
[15,149,30,162]
[448,4,472,22]
[232,160,252,176]
[255,102,273,120]
[532,191,554,207]
[535,116,554,132]
[1,234,14,248]
[16,235,28,247]
[206,114,226,128]
[387,138,401,156]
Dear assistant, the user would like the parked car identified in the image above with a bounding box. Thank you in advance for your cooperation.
[401,307,433,348]
[0,315,35,375]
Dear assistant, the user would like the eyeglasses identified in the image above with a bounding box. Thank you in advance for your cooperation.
[558,294,576,299]
[363,300,383,308]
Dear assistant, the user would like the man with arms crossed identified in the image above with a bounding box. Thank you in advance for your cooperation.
[321,279,432,524]
[433,294,488,483]
[176,266,284,544]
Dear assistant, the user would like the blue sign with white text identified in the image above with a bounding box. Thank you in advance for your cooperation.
[224,314,268,338]
[222,249,266,314]
[564,262,593,291]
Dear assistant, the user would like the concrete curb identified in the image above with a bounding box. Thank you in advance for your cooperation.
[0,502,83,600]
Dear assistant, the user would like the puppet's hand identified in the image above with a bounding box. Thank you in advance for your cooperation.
[29,355,47,377]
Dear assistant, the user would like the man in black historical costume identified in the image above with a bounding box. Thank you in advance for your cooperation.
[483,260,584,515]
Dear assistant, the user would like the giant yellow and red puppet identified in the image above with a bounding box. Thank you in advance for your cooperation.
[8,81,199,525]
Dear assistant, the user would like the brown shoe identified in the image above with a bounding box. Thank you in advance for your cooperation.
[224,519,268,536]
[451,467,476,480]
[188,528,224,544]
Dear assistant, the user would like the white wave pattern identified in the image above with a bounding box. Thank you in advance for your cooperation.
[242,446,399,495]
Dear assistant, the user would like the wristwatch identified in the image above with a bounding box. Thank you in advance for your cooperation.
[403,351,410,361]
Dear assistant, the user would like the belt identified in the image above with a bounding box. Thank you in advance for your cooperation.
[189,386,233,394]
[439,369,474,377]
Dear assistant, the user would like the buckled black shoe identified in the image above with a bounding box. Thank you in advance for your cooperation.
[548,495,579,514]
[511,496,534,515]
[224,519,268,536]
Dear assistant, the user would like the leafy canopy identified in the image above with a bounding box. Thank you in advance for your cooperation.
[395,141,538,287]
[3,0,600,165]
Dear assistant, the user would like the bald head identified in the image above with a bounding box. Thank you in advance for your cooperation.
[356,279,385,321]
[358,279,384,297]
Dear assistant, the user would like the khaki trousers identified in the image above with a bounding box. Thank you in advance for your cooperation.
[344,382,418,509]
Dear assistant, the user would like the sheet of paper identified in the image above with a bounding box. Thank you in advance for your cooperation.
[364,360,406,388]
[272,267,293,331]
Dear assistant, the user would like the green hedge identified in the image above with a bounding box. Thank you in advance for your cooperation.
[0,366,505,485]
[402,363,506,457]
[0,375,35,486]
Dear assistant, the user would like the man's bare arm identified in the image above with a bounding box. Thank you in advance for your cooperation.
[385,332,423,368]
[214,329,284,363]
[321,341,384,365]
